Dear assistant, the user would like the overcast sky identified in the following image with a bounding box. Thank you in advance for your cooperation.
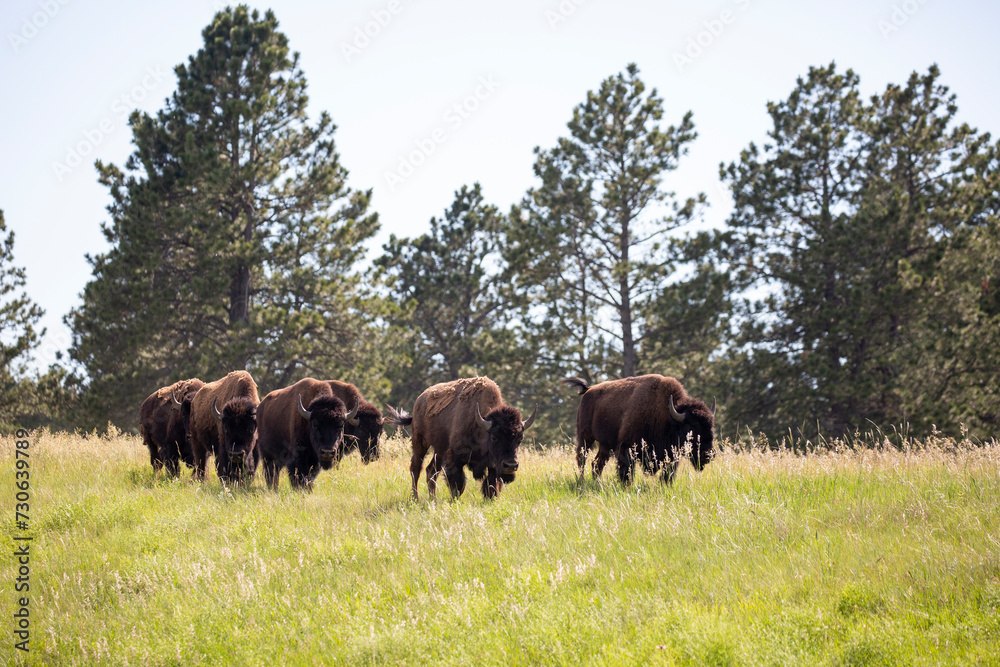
[1,0,998,373]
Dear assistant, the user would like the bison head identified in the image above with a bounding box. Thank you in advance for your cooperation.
[347,404,384,464]
[475,402,537,480]
[298,394,348,469]
[668,394,716,471]
[212,396,258,479]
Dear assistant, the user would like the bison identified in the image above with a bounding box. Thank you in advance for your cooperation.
[256,378,356,490]
[138,378,204,477]
[188,370,260,484]
[389,376,537,500]
[325,380,383,463]
[564,374,716,485]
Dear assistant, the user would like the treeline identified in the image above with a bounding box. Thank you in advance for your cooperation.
[2,7,997,442]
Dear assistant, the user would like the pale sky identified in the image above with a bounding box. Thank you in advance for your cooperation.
[1,0,998,373]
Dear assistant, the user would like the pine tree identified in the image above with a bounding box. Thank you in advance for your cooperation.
[718,63,995,438]
[66,7,379,429]
[0,210,46,430]
[512,63,704,381]
[376,184,520,401]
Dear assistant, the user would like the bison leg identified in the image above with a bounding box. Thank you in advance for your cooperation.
[214,451,231,484]
[244,451,258,483]
[481,468,503,499]
[288,451,318,491]
[616,445,637,486]
[575,436,592,478]
[143,434,163,473]
[191,443,208,481]
[160,441,181,478]
[661,459,679,485]
[162,451,180,478]
[261,457,281,490]
[409,435,430,501]
[425,456,442,500]
[592,445,612,479]
[444,463,467,499]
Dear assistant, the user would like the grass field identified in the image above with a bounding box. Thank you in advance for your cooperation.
[2,428,999,666]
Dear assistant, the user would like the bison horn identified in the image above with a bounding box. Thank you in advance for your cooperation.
[211,398,223,422]
[475,403,493,431]
[346,400,360,426]
[171,388,183,409]
[522,403,538,430]
[297,394,312,421]
[711,397,717,416]
[669,395,686,423]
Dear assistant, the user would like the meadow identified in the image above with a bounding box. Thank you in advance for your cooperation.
[2,428,998,666]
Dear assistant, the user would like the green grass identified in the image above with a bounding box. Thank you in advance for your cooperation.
[3,429,999,665]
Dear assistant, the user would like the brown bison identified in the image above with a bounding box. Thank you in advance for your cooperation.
[389,376,537,500]
[255,378,356,490]
[326,380,383,463]
[189,370,260,483]
[138,378,204,477]
[564,374,716,485]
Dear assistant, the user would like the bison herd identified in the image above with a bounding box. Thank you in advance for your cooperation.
[139,371,716,499]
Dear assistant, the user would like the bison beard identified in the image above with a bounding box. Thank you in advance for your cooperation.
[256,378,353,491]
[390,377,536,501]
[564,374,716,485]
[138,378,204,477]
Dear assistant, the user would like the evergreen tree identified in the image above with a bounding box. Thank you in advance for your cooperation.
[719,63,995,438]
[376,184,521,402]
[66,6,379,429]
[512,63,704,382]
[0,210,46,429]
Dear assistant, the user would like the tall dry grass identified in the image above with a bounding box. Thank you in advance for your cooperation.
[2,428,998,665]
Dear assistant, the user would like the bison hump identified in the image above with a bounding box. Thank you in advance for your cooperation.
[423,377,499,418]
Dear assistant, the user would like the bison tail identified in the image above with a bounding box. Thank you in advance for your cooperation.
[385,404,413,427]
[561,376,590,395]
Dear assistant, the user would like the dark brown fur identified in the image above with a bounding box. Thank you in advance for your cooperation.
[189,371,260,484]
[138,378,204,477]
[395,376,535,500]
[256,378,348,490]
[565,374,715,485]
[325,380,384,463]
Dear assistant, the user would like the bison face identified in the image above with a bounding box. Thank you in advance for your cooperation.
[669,395,716,472]
[351,410,384,464]
[298,395,347,467]
[476,403,537,478]
[214,397,258,477]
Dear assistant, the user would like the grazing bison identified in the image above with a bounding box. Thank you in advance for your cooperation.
[564,374,716,485]
[189,370,260,484]
[326,380,383,463]
[256,378,355,490]
[389,376,537,500]
[138,378,204,477]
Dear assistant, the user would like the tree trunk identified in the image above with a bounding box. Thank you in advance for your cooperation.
[229,263,251,325]
[620,213,636,377]
[228,214,253,326]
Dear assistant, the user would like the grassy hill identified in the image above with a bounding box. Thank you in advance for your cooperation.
[3,429,998,665]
